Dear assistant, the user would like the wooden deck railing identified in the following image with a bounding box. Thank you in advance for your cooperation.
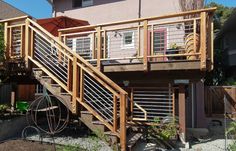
[59,8,216,71]
[1,16,128,151]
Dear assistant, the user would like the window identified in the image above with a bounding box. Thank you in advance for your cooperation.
[67,36,92,59]
[73,0,93,8]
[122,31,135,49]
[153,29,167,54]
[35,84,44,95]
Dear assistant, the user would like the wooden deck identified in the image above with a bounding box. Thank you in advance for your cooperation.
[102,60,201,72]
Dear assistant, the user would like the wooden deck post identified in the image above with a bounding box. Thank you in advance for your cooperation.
[4,22,9,59]
[178,84,186,142]
[96,26,102,70]
[58,31,62,63]
[113,95,117,132]
[120,93,127,151]
[25,19,30,68]
[72,56,79,114]
[143,20,148,71]
[200,12,206,71]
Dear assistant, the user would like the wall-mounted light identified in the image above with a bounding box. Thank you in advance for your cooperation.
[123,80,130,87]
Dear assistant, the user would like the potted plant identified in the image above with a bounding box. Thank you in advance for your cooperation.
[167,43,181,60]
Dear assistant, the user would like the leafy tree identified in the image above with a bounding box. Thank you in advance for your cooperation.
[205,2,236,85]
[0,24,4,61]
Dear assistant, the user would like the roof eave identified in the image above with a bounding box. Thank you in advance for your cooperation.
[47,0,53,5]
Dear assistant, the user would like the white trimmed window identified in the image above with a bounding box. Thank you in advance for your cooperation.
[121,31,135,49]
[73,0,93,8]
[35,84,43,95]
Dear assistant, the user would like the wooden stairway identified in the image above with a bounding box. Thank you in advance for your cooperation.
[2,16,149,151]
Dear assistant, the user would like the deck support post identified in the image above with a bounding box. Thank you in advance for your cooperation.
[4,22,9,59]
[200,12,206,71]
[96,26,102,71]
[143,20,148,71]
[72,56,79,114]
[25,19,30,68]
[58,31,62,63]
[178,84,186,143]
[120,93,127,151]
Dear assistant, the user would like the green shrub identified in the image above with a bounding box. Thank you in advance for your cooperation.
[149,117,179,141]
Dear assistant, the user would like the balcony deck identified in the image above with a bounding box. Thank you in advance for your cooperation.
[59,8,215,73]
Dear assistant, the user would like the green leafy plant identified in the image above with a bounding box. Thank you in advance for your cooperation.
[149,117,179,141]
[169,43,180,50]
[0,104,9,114]
[227,121,236,151]
[0,23,5,62]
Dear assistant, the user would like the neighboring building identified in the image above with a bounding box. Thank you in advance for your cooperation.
[48,0,181,24]
[215,11,236,78]
[0,1,27,20]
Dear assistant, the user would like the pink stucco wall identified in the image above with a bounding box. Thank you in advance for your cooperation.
[53,0,181,24]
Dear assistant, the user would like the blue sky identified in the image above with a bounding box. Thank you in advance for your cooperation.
[3,0,236,19]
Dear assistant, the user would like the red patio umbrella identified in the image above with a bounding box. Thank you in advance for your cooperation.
[37,16,89,37]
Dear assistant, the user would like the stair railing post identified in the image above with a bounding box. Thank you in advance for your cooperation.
[200,12,207,71]
[143,20,148,71]
[80,68,84,102]
[120,93,127,151]
[67,59,73,91]
[72,56,79,114]
[25,18,30,68]
[58,31,62,63]
[4,22,9,59]
[96,26,102,70]
[113,95,117,132]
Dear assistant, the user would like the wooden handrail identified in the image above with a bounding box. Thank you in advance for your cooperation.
[59,7,216,33]
[27,18,127,95]
[0,15,29,23]
[133,103,147,121]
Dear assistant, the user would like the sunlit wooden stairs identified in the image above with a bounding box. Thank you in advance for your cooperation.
[32,66,143,150]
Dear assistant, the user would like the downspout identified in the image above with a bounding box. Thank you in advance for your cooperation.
[192,83,195,128]
[138,0,141,19]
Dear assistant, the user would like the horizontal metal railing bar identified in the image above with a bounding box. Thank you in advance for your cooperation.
[147,53,201,58]
[133,108,172,112]
[133,104,173,108]
[34,36,69,73]
[34,52,68,84]
[76,63,120,97]
[34,42,68,77]
[83,91,113,115]
[84,82,114,108]
[134,97,172,101]
[133,94,173,97]
[133,101,172,104]
[29,25,73,61]
[84,94,113,122]
[85,74,116,99]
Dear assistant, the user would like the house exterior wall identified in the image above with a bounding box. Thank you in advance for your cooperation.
[53,0,181,25]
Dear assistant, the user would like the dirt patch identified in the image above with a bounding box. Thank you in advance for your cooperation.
[0,140,55,151]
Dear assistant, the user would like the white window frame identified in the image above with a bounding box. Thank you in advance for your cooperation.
[82,0,93,7]
[121,31,135,49]
[73,0,93,8]
[72,35,93,59]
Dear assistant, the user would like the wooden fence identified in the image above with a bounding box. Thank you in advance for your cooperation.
[205,86,236,117]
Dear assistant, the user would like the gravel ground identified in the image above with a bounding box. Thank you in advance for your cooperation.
[26,135,113,151]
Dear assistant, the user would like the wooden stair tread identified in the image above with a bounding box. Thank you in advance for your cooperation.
[127,132,143,148]
[80,110,92,114]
